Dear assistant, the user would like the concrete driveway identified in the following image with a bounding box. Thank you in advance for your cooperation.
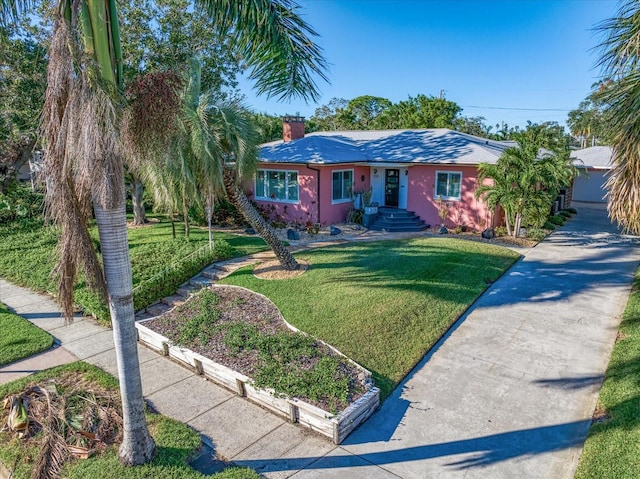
[235,202,640,478]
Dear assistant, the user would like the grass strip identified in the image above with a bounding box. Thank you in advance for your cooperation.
[574,267,640,478]
[0,302,53,366]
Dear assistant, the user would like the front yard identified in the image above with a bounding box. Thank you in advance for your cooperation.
[220,237,520,399]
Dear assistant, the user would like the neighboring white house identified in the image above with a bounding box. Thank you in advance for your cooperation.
[570,146,612,203]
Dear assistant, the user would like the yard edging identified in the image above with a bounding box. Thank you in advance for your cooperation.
[135,284,380,444]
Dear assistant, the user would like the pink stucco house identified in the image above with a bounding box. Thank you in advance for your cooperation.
[252,117,513,231]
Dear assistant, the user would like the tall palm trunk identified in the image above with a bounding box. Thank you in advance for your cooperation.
[93,193,155,465]
[223,168,299,270]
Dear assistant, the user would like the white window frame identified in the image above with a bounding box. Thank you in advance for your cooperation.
[434,170,462,201]
[332,169,354,204]
[254,169,300,203]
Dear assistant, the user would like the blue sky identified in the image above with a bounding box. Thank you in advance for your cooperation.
[238,0,619,131]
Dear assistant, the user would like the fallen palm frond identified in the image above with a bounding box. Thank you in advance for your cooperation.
[1,373,123,479]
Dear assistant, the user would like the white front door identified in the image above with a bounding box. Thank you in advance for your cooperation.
[398,168,408,209]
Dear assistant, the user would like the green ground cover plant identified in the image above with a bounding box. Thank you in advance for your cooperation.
[148,287,360,412]
[574,267,640,478]
[221,237,520,399]
[547,214,565,226]
[0,218,267,323]
[0,362,259,479]
[0,302,53,366]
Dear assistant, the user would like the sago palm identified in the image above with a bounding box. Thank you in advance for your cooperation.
[1,0,327,467]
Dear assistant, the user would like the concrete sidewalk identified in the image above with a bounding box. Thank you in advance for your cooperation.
[1,201,639,478]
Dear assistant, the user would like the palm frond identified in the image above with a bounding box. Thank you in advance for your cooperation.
[0,0,31,27]
[595,1,640,233]
[41,14,108,319]
[197,0,329,101]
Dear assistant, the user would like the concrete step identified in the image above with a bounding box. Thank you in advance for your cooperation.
[189,274,213,288]
[162,294,187,307]
[177,284,199,297]
[368,224,428,232]
[201,268,219,280]
[135,311,155,322]
[146,301,172,317]
[373,218,426,226]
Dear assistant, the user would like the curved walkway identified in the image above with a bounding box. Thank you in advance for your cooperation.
[0,202,638,478]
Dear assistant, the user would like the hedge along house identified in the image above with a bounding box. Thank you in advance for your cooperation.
[253,117,514,231]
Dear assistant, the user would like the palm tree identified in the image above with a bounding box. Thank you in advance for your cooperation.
[595,0,640,234]
[476,129,574,238]
[134,60,300,269]
[1,0,326,466]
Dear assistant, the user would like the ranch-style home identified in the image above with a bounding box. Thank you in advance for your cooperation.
[253,117,516,231]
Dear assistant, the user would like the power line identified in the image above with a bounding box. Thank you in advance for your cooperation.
[461,105,572,112]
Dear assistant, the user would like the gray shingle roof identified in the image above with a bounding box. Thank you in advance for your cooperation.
[259,128,513,165]
[570,146,613,169]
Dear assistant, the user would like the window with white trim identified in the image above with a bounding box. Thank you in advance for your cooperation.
[255,169,299,202]
[435,171,462,200]
[332,169,353,202]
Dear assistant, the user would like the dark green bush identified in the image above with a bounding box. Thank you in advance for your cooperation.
[132,240,233,311]
[543,221,557,230]
[0,183,44,223]
[527,227,547,241]
[559,210,572,218]
[548,215,565,226]
[565,207,578,214]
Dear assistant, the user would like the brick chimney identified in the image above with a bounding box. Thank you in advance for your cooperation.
[282,116,305,142]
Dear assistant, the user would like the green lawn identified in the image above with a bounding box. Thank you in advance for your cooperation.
[220,237,520,398]
[0,218,267,323]
[0,302,53,366]
[574,267,640,478]
[0,362,260,479]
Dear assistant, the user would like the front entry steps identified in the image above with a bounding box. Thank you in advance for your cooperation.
[368,207,429,232]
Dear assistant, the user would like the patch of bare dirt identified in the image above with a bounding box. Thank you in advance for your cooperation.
[592,404,610,423]
[616,331,629,342]
[127,217,160,228]
[253,259,310,280]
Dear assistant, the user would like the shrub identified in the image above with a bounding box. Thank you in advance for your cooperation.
[0,183,44,223]
[565,207,578,214]
[494,225,508,236]
[132,240,234,311]
[527,227,547,242]
[559,210,572,218]
[543,221,557,230]
[548,215,565,226]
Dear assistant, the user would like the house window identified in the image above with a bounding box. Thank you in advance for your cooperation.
[255,169,299,202]
[435,171,462,200]
[332,169,353,202]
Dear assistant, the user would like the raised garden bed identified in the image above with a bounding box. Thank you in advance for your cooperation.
[135,285,379,444]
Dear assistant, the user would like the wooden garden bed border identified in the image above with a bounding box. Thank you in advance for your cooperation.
[134,285,380,444]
